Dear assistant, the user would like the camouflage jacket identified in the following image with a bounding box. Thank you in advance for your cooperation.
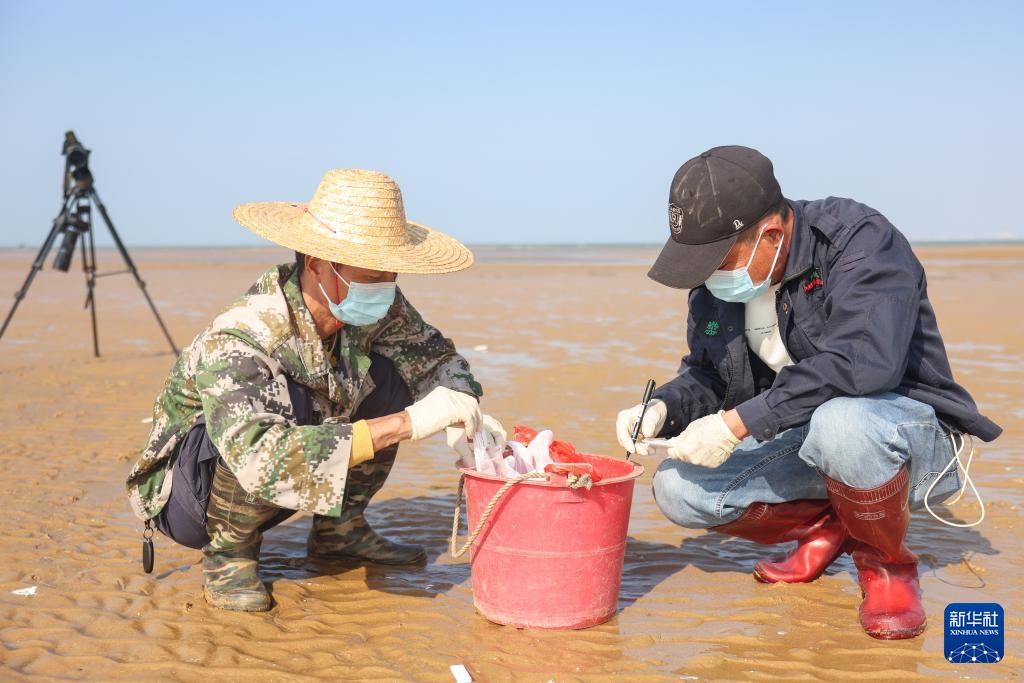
[126,263,481,520]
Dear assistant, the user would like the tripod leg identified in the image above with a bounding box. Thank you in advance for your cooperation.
[82,226,99,357]
[0,200,73,342]
[89,189,179,355]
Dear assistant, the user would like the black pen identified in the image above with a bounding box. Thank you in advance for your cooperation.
[627,379,657,459]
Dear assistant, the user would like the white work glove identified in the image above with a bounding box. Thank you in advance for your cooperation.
[615,398,667,456]
[447,414,507,465]
[405,387,482,441]
[646,411,740,468]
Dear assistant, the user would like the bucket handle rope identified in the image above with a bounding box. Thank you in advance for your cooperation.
[449,472,547,558]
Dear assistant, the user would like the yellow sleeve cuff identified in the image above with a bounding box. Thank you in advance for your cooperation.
[350,420,375,467]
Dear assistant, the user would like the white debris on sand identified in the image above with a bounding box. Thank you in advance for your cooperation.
[450,663,472,682]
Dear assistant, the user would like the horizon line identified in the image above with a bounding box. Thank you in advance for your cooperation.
[2,239,1023,250]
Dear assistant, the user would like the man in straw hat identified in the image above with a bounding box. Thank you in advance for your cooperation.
[616,146,1000,639]
[126,168,504,611]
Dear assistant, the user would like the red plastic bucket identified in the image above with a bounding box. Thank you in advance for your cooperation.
[458,452,644,629]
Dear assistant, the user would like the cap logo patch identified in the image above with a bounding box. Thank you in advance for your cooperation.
[668,203,684,235]
[733,219,744,231]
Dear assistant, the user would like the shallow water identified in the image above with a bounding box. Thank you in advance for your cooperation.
[0,245,1021,680]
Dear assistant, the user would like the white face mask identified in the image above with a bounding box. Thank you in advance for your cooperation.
[318,264,397,327]
[703,225,783,303]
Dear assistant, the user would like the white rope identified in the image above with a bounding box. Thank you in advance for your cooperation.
[924,431,985,528]
[449,472,547,558]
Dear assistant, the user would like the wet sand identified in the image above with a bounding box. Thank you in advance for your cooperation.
[0,244,1021,680]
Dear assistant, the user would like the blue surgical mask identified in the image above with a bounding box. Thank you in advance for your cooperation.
[704,226,782,303]
[318,265,397,326]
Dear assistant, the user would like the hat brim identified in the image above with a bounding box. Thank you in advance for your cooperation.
[232,201,474,275]
[647,235,737,290]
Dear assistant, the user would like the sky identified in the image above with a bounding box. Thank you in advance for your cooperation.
[1,1,1022,248]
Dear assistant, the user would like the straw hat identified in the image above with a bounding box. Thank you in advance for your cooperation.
[232,169,473,274]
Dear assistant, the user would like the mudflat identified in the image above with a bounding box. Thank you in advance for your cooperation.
[0,244,1020,680]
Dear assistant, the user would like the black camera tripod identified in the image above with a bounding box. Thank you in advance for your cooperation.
[0,132,178,357]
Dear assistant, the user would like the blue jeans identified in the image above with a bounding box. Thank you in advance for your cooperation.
[652,393,962,529]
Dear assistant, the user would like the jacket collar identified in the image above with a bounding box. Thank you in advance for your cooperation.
[781,200,815,284]
[282,265,324,348]
[280,265,342,400]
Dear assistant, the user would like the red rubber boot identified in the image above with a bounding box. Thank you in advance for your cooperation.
[826,466,926,640]
[714,499,849,583]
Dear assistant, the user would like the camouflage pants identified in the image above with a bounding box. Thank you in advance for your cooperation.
[203,459,280,562]
[201,459,282,610]
[309,351,413,544]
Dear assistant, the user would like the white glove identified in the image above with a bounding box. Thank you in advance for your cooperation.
[447,414,507,465]
[405,387,482,441]
[647,411,740,468]
[615,399,667,455]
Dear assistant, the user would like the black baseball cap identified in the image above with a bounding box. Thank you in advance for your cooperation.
[648,145,782,289]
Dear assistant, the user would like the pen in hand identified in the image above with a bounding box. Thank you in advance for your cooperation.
[627,379,657,459]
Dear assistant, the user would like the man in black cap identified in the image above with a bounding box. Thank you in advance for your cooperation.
[615,145,1001,640]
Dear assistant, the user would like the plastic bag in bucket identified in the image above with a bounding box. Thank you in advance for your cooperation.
[451,426,644,629]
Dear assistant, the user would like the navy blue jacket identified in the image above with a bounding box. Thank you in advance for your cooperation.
[653,197,1002,443]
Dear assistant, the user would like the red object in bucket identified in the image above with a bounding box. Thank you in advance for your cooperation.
[460,449,643,629]
[512,425,583,468]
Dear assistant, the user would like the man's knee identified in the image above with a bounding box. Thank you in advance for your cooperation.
[801,396,885,470]
[799,394,924,488]
[652,460,721,529]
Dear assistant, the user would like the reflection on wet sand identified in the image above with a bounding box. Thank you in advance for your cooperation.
[0,244,1020,679]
